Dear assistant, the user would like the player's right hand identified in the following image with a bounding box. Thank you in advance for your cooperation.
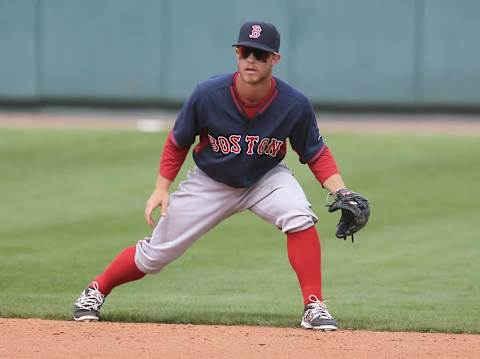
[144,189,170,227]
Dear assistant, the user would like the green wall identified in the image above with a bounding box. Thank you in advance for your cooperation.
[1,0,479,106]
[0,0,37,100]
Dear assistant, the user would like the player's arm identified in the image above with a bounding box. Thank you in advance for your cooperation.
[307,146,346,194]
[145,86,201,226]
[289,98,347,194]
[144,131,189,227]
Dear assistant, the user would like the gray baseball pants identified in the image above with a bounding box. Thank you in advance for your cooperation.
[135,163,317,274]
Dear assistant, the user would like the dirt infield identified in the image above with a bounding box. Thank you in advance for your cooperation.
[1,109,480,358]
[1,318,479,359]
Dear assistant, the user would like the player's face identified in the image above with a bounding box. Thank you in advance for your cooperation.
[236,47,281,85]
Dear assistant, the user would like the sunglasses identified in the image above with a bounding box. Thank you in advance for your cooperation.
[236,46,272,62]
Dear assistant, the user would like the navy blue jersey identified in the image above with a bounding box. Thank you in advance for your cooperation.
[172,73,324,188]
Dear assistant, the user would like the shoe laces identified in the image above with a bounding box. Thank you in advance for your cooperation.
[305,295,333,320]
[75,282,105,311]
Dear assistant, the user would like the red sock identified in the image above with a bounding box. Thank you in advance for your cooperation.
[287,226,323,305]
[94,246,146,295]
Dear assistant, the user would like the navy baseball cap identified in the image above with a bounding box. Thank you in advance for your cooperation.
[232,21,280,53]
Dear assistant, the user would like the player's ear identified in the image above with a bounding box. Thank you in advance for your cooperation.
[271,53,281,66]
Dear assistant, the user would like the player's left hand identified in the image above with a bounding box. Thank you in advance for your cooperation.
[327,189,370,242]
[144,188,170,227]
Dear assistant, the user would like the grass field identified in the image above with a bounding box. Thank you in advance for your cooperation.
[0,127,478,334]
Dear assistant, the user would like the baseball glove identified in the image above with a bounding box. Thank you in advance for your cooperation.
[327,189,370,242]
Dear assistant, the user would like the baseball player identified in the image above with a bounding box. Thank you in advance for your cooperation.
[73,21,369,331]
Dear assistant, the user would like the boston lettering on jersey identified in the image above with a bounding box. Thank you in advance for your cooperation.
[208,134,284,157]
[172,73,325,188]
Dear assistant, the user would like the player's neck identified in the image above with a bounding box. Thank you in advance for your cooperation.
[235,73,273,105]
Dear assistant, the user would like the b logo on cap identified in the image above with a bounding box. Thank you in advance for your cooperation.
[249,25,262,39]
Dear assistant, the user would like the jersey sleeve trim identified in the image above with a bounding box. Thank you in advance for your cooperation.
[307,143,327,163]
[170,131,189,149]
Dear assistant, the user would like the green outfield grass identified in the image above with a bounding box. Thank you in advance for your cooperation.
[0,127,478,333]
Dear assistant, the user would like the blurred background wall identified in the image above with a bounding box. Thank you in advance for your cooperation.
[1,0,479,109]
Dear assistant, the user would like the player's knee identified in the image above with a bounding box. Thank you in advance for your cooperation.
[266,198,318,233]
[280,213,317,233]
[134,238,181,274]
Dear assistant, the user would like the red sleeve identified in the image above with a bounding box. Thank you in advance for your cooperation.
[307,146,340,185]
[159,131,189,181]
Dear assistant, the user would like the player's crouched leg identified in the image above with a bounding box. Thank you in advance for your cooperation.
[248,166,338,330]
